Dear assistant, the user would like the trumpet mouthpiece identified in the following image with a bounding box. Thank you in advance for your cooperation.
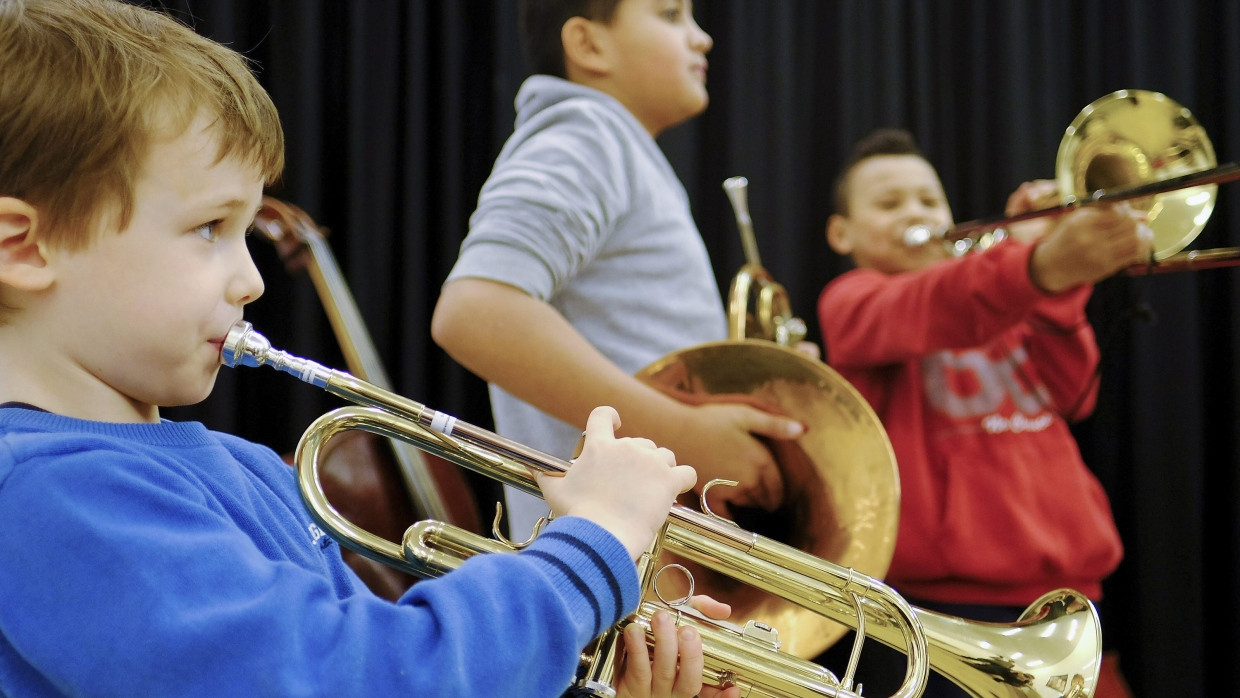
[220,321,333,388]
[221,321,269,368]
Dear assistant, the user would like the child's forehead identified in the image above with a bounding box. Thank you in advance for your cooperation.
[137,112,223,169]
[126,115,264,217]
[143,98,280,186]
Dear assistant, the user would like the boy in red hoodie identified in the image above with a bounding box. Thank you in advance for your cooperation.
[816,129,1147,697]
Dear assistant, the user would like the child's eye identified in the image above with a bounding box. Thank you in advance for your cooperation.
[193,221,221,242]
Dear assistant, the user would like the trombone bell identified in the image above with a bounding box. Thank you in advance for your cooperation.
[1057,88,1218,260]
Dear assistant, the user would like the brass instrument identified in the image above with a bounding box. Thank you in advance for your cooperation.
[904,89,1240,272]
[222,321,1103,698]
[636,176,900,659]
[721,176,808,345]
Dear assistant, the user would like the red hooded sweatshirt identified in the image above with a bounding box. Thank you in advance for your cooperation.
[818,240,1122,605]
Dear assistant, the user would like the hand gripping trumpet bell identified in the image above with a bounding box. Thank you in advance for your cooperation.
[221,321,1103,698]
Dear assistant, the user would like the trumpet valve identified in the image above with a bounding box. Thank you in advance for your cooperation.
[741,619,782,651]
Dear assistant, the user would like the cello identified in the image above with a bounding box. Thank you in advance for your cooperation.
[252,197,482,600]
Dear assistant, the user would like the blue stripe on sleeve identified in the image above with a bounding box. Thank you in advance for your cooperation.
[537,530,623,625]
[524,549,602,635]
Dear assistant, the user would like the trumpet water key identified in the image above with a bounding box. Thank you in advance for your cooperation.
[222,321,1102,698]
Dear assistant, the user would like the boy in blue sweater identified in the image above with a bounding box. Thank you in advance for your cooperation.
[0,2,736,696]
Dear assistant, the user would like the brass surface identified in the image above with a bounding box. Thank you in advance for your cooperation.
[636,340,899,659]
[1057,88,1218,260]
[632,176,902,662]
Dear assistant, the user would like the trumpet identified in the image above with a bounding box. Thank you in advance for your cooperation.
[222,320,1102,698]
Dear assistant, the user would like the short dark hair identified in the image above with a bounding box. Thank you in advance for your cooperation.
[833,128,925,215]
[518,0,623,78]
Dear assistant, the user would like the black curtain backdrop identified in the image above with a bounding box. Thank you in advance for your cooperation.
[143,2,1238,695]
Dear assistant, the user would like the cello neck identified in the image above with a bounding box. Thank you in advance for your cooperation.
[252,198,456,523]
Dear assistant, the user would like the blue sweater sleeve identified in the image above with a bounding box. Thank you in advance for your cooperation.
[0,417,639,698]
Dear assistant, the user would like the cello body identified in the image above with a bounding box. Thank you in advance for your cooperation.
[254,198,482,600]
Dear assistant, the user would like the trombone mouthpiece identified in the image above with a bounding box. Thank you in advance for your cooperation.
[903,224,943,247]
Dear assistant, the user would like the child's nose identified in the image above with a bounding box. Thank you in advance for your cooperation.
[230,250,265,305]
[691,22,712,52]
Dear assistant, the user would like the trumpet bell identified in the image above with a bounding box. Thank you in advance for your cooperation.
[636,340,900,659]
[916,588,1101,698]
[1057,88,1218,260]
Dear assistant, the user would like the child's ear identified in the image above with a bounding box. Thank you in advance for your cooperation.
[826,214,853,255]
[561,16,611,77]
[0,197,54,291]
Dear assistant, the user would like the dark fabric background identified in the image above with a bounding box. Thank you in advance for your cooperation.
[141,2,1237,695]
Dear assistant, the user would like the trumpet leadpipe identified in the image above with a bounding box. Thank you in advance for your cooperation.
[222,321,564,494]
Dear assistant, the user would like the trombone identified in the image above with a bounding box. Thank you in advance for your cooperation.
[222,321,1102,698]
[904,89,1240,275]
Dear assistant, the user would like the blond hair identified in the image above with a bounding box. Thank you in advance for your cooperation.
[0,0,285,249]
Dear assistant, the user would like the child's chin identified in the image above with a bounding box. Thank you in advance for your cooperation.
[173,377,218,407]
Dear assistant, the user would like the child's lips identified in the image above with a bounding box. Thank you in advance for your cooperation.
[209,321,242,358]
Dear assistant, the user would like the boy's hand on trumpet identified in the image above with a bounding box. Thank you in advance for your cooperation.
[616,596,742,698]
[537,406,697,560]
